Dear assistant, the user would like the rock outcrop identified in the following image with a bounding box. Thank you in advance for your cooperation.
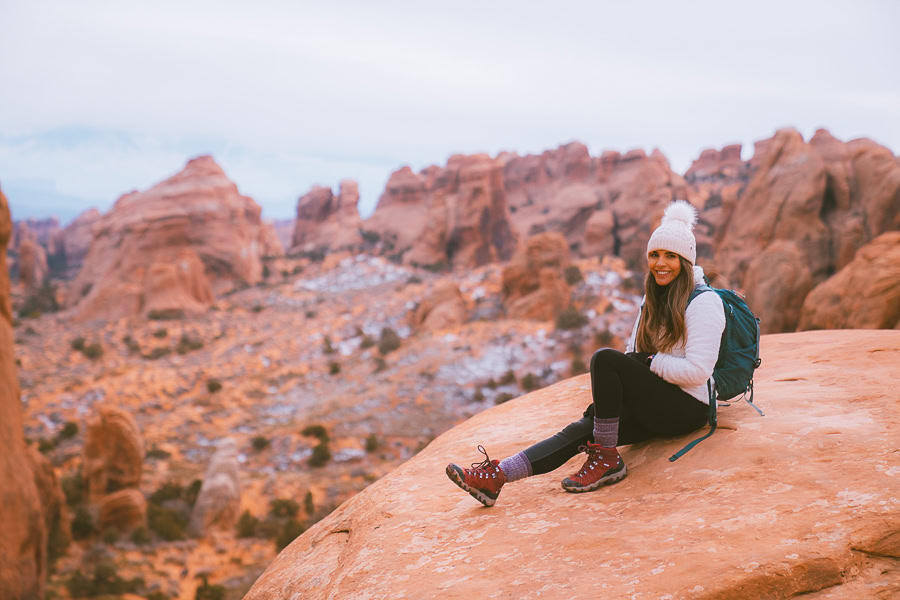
[798,231,900,330]
[67,156,275,321]
[291,180,361,253]
[82,406,144,499]
[245,330,900,600]
[364,155,518,270]
[502,232,572,320]
[59,208,101,279]
[0,186,47,599]
[17,237,48,292]
[412,280,467,331]
[188,438,241,537]
[98,488,147,532]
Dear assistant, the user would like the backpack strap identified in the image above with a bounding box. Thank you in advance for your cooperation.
[669,380,717,462]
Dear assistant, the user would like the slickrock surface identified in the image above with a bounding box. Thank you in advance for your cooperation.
[83,405,144,498]
[246,330,900,600]
[67,155,275,321]
[0,186,47,599]
[799,231,900,330]
[188,438,242,537]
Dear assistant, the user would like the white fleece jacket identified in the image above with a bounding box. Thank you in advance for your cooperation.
[625,265,726,404]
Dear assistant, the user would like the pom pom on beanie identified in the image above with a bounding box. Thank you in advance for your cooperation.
[647,200,698,264]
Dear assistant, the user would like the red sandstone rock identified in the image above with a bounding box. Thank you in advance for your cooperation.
[0,186,47,599]
[17,237,48,291]
[67,156,275,321]
[291,180,361,252]
[502,233,572,320]
[83,406,143,499]
[98,488,147,532]
[244,330,900,600]
[798,231,900,330]
[59,208,101,278]
[188,438,241,537]
[412,280,467,331]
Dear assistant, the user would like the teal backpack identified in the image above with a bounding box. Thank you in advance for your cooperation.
[669,281,764,461]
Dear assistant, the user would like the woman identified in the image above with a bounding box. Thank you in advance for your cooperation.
[446,200,725,507]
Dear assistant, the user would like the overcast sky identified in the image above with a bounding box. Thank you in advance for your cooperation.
[1,0,898,224]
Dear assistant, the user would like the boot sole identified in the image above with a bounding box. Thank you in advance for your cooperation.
[561,464,627,493]
[446,464,498,507]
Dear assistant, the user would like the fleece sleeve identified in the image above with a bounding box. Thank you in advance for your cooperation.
[649,292,726,387]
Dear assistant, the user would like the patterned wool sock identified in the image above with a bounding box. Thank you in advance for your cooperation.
[593,417,619,448]
[499,452,533,482]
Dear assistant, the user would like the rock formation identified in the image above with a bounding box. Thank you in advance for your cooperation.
[67,156,275,321]
[26,447,70,556]
[291,180,361,253]
[17,236,48,292]
[188,438,241,537]
[245,330,900,600]
[59,208,101,279]
[364,155,517,270]
[798,231,900,330]
[502,232,572,320]
[82,406,144,499]
[411,280,467,331]
[98,489,147,532]
[0,185,47,599]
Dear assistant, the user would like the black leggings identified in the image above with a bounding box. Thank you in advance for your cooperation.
[522,348,709,475]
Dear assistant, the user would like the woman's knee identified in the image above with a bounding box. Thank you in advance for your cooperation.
[590,347,625,372]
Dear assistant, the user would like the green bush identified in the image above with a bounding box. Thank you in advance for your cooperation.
[237,510,259,538]
[328,361,341,375]
[485,377,498,390]
[146,592,169,600]
[81,342,103,360]
[153,328,168,338]
[571,358,588,376]
[407,275,423,285]
[123,335,141,353]
[520,373,540,392]
[185,479,202,508]
[373,357,387,373]
[564,265,584,285]
[148,308,184,320]
[251,435,270,451]
[65,562,144,598]
[364,434,379,453]
[71,337,86,351]
[38,438,56,454]
[359,334,375,349]
[149,481,183,505]
[301,424,329,442]
[309,441,331,468]
[305,310,317,319]
[494,392,516,405]
[57,421,78,441]
[130,527,151,545]
[251,305,265,313]
[556,307,588,330]
[360,230,381,244]
[206,378,222,393]
[145,446,171,460]
[62,471,85,507]
[147,504,187,541]
[195,576,226,600]
[269,499,299,519]
[176,334,203,355]
[101,527,120,544]
[144,347,171,360]
[71,505,95,540]
[378,327,401,355]
[275,519,306,551]
[499,370,516,386]
[18,283,59,319]
[304,491,315,516]
[323,336,335,354]
[594,329,614,347]
[472,388,485,402]
[46,511,70,564]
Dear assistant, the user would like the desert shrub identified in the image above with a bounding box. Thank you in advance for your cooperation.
[309,441,331,467]
[407,275,423,285]
[57,421,78,441]
[564,265,584,285]
[81,343,103,360]
[71,337,86,351]
[147,504,187,541]
[237,510,259,538]
[144,347,171,360]
[38,438,55,454]
[472,388,485,402]
[373,357,387,373]
[149,481,183,505]
[18,283,59,319]
[130,526,151,545]
[145,446,171,460]
[148,308,184,320]
[251,435,270,451]
[152,328,168,338]
[571,358,588,375]
[520,373,540,392]
[499,370,516,386]
[176,334,203,355]
[359,334,375,349]
[71,506,95,540]
[101,527,120,544]
[269,499,299,519]
[494,392,515,405]
[322,336,335,354]
[280,269,290,278]
[594,329,614,347]
[206,378,222,393]
[123,335,141,353]
[262,264,271,279]
[301,424,329,442]
[485,377,498,390]
[304,491,315,516]
[275,519,306,551]
[556,307,588,330]
[194,576,226,600]
[185,479,202,508]
[364,434,379,453]
[360,229,381,244]
[251,305,265,313]
[146,592,169,600]
[65,562,143,597]
[377,327,401,355]
[305,310,316,319]
[328,361,341,375]
[62,471,85,506]
[24,326,37,336]
[46,511,70,564]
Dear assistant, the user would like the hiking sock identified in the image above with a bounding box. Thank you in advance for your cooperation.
[499,452,532,482]
[593,417,619,448]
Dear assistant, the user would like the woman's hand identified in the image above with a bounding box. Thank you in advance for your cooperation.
[626,351,653,366]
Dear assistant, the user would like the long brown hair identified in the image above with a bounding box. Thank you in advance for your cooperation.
[636,256,695,353]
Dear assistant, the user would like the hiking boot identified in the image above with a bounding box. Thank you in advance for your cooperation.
[446,445,507,507]
[561,442,627,493]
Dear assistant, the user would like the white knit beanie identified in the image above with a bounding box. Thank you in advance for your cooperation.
[646,200,698,265]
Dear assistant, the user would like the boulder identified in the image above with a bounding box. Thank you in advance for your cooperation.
[245,330,900,600]
[25,447,69,555]
[0,185,47,599]
[98,489,147,532]
[798,231,900,330]
[67,156,274,321]
[412,280,466,331]
[291,180,361,253]
[502,232,572,320]
[17,237,48,292]
[188,438,241,537]
[582,209,615,257]
[83,406,143,499]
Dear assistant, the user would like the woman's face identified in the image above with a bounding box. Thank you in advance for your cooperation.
[647,249,682,286]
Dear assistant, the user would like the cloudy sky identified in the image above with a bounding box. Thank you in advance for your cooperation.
[1,0,898,224]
